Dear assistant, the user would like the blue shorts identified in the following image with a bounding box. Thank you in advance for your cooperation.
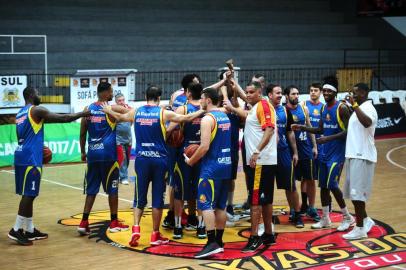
[167,146,178,187]
[276,149,296,192]
[296,158,316,181]
[318,161,344,190]
[134,157,168,209]
[197,178,230,211]
[173,153,200,201]
[15,165,42,197]
[85,161,119,195]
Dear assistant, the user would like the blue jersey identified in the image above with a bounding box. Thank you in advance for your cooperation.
[182,103,201,146]
[306,100,324,159]
[86,102,117,162]
[134,105,167,158]
[227,112,240,158]
[275,105,289,150]
[321,101,346,163]
[200,110,232,180]
[172,93,187,111]
[288,104,313,160]
[14,105,44,166]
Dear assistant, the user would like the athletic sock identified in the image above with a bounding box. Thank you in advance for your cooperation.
[197,216,204,228]
[111,213,117,221]
[322,206,329,218]
[13,215,25,231]
[26,217,34,233]
[216,229,224,244]
[82,213,89,221]
[341,207,350,217]
[175,216,182,228]
[207,230,215,243]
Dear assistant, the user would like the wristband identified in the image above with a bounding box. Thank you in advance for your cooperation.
[353,102,359,109]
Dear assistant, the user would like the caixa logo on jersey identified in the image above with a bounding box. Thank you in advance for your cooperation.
[59,208,406,270]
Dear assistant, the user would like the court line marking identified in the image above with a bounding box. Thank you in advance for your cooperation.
[0,169,133,203]
[386,144,406,171]
[392,266,406,270]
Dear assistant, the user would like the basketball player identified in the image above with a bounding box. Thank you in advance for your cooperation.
[342,83,378,240]
[225,82,277,252]
[102,85,204,247]
[77,82,129,236]
[167,82,206,239]
[9,86,89,246]
[292,79,355,231]
[267,84,304,228]
[284,85,320,221]
[185,88,232,258]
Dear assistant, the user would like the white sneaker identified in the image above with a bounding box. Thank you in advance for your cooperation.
[364,217,375,234]
[337,215,355,231]
[311,217,331,229]
[258,223,265,236]
[342,226,367,240]
[121,179,129,185]
[226,220,235,227]
[226,212,240,222]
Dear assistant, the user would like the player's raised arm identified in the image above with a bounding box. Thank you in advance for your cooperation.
[101,103,136,123]
[32,105,90,123]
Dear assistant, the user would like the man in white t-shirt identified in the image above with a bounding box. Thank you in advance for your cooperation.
[224,82,277,252]
[342,83,378,240]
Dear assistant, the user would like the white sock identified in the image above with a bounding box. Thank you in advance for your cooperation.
[227,192,234,206]
[175,216,181,228]
[322,206,330,218]
[341,207,350,217]
[26,217,34,233]
[13,215,25,231]
[198,216,204,228]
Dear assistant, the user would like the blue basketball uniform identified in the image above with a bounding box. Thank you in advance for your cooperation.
[288,104,315,180]
[84,102,119,195]
[228,112,240,180]
[318,101,346,190]
[167,93,187,186]
[306,100,325,174]
[14,105,44,197]
[275,105,296,191]
[133,105,168,208]
[173,103,202,201]
[198,110,232,211]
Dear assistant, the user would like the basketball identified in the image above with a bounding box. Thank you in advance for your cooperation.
[167,129,184,148]
[43,146,52,164]
[184,144,199,158]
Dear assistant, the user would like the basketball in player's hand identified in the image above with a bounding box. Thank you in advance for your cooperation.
[43,146,52,164]
[184,144,199,158]
[167,129,184,148]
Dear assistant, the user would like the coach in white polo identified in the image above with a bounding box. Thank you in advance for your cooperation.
[342,82,378,240]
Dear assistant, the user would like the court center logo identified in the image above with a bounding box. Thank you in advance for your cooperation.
[59,207,406,270]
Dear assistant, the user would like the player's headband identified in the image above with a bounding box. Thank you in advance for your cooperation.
[322,84,337,92]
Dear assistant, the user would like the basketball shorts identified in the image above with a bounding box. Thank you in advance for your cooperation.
[318,161,344,190]
[134,157,168,209]
[246,164,276,206]
[276,149,296,191]
[296,158,315,181]
[15,165,42,197]
[85,161,119,195]
[173,154,200,201]
[343,158,375,202]
[167,146,178,186]
[197,178,230,211]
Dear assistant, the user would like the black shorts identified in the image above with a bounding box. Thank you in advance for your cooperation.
[246,164,276,206]
[295,158,315,181]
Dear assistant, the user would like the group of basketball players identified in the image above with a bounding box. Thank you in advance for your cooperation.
[9,71,378,259]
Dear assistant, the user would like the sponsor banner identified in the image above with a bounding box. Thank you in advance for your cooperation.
[0,75,27,108]
[0,123,81,167]
[375,103,406,136]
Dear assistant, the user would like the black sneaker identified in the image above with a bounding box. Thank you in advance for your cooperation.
[185,214,198,231]
[8,228,33,246]
[25,228,48,240]
[300,205,308,216]
[295,215,305,228]
[194,242,223,259]
[226,205,235,216]
[196,226,207,239]
[162,210,174,229]
[288,209,295,222]
[173,227,183,239]
[261,233,276,246]
[242,235,263,253]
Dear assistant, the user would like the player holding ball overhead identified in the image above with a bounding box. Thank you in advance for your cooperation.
[8,86,89,246]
